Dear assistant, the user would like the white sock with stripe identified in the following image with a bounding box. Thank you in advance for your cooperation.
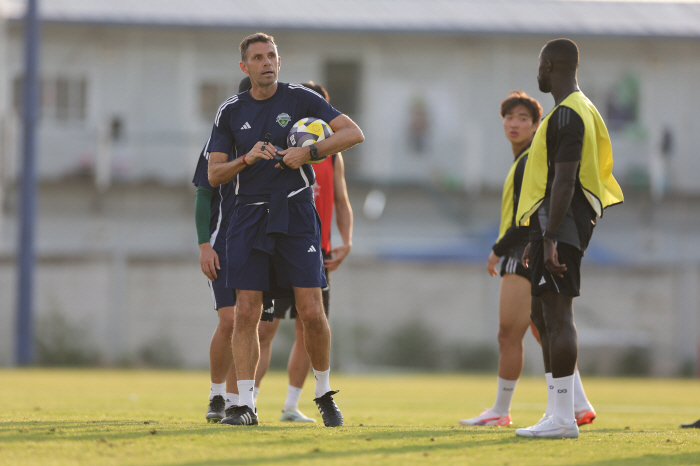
[313,368,331,399]
[210,382,225,400]
[253,386,260,403]
[237,380,255,410]
[491,377,518,416]
[224,392,239,410]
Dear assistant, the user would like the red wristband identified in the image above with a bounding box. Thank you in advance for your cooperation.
[241,153,250,166]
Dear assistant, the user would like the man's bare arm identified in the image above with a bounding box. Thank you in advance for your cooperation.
[543,160,579,276]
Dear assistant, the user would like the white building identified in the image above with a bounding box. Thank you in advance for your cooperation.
[1,0,700,193]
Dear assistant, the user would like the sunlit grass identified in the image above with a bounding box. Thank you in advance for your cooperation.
[1,369,699,465]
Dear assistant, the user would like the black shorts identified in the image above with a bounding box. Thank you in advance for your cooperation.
[529,240,582,297]
[273,264,331,319]
[499,255,531,282]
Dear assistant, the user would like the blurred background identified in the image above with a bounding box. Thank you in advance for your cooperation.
[0,0,699,377]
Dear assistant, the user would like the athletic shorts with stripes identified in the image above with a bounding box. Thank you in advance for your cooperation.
[226,201,327,291]
[529,240,582,297]
[499,254,532,282]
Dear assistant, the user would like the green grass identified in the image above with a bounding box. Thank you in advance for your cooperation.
[1,369,699,465]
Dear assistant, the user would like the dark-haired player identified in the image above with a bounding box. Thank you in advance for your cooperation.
[207,32,364,426]
[195,77,252,422]
[255,81,353,423]
[459,91,595,428]
[515,38,623,438]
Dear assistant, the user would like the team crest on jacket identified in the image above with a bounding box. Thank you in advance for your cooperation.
[276,113,291,127]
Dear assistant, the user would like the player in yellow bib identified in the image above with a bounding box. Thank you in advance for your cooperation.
[514,39,623,439]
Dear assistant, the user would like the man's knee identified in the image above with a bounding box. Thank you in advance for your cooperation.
[297,306,327,332]
[235,303,263,331]
[217,306,236,333]
[497,322,524,346]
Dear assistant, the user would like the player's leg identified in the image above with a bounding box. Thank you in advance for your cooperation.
[540,290,578,429]
[573,368,596,425]
[255,317,281,400]
[293,287,330,384]
[288,316,312,388]
[224,360,239,411]
[496,272,532,376]
[516,240,578,438]
[294,286,342,427]
[220,204,269,425]
[205,272,236,423]
[280,316,316,422]
[460,272,530,426]
[531,295,556,423]
[210,305,235,387]
[221,289,263,426]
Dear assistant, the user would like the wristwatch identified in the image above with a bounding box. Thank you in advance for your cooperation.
[542,230,557,241]
[308,144,322,161]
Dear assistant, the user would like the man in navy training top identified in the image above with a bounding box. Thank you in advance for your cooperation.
[255,81,354,423]
[207,32,364,426]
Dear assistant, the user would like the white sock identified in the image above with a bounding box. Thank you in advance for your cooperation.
[491,377,518,416]
[552,374,575,426]
[545,373,554,418]
[284,385,303,412]
[224,392,239,410]
[210,382,226,400]
[313,368,331,399]
[237,380,255,410]
[573,370,593,413]
[253,386,260,403]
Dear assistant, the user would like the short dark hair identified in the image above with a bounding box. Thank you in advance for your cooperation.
[301,81,329,102]
[500,90,542,123]
[239,32,276,62]
[542,38,579,73]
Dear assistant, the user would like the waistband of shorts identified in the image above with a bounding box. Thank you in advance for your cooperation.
[236,187,313,206]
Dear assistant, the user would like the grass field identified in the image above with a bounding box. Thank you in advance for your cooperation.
[1,369,699,465]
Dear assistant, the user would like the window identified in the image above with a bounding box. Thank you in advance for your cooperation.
[324,61,361,116]
[13,76,87,121]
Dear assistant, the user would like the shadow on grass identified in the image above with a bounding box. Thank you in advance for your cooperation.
[2,419,516,447]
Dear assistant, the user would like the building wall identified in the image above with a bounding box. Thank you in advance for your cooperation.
[0,254,697,376]
[2,24,700,191]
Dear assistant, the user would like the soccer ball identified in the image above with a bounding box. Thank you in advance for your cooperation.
[286,117,333,164]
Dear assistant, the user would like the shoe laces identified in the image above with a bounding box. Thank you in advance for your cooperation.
[225,405,249,417]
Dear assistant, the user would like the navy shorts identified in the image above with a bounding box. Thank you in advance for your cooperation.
[529,240,582,297]
[274,257,331,319]
[500,254,531,282]
[226,201,327,292]
[207,250,236,310]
